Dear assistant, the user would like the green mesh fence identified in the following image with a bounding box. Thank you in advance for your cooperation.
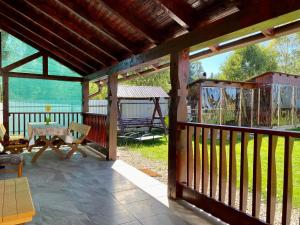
[1,32,37,67]
[9,77,82,112]
[1,31,82,77]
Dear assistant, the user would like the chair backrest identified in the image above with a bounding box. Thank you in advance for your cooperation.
[69,122,91,143]
[0,124,7,141]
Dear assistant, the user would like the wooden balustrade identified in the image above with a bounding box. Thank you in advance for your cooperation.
[9,112,82,136]
[177,122,299,225]
[83,113,107,148]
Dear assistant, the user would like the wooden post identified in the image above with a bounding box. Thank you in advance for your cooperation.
[106,73,118,160]
[277,85,281,127]
[2,74,9,134]
[42,55,48,76]
[168,48,189,199]
[82,81,89,126]
[82,81,89,113]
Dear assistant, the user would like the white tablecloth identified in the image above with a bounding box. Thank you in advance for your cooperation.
[28,122,72,145]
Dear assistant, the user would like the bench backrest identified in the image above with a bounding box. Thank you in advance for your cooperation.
[69,122,91,143]
[0,124,7,141]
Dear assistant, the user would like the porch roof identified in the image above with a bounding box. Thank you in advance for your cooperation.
[117,85,169,99]
[0,1,299,81]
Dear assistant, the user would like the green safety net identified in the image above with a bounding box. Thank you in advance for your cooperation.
[48,58,82,77]
[12,57,43,74]
[9,77,82,113]
[1,32,37,67]
[1,31,82,77]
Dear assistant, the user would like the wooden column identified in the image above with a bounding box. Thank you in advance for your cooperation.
[106,74,118,160]
[168,48,189,199]
[2,74,9,134]
[82,81,89,113]
[42,55,48,76]
[1,34,9,133]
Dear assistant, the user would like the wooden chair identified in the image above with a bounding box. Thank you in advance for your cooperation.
[59,122,91,159]
[0,123,28,154]
[0,154,23,177]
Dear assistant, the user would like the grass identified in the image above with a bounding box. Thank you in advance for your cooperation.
[119,134,300,208]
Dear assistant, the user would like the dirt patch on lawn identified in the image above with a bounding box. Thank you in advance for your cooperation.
[117,147,168,184]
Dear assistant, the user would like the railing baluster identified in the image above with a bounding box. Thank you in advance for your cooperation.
[240,132,249,212]
[194,126,201,191]
[282,136,294,225]
[202,127,209,195]
[12,113,15,134]
[229,131,237,207]
[266,135,278,224]
[187,126,193,188]
[219,129,227,202]
[210,128,217,199]
[252,133,262,218]
[18,114,20,135]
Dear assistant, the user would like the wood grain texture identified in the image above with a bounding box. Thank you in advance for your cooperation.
[228,131,237,207]
[210,128,217,199]
[240,132,249,212]
[219,130,227,202]
[282,136,294,225]
[266,135,278,224]
[252,133,262,218]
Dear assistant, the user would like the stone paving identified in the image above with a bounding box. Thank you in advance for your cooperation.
[0,148,225,225]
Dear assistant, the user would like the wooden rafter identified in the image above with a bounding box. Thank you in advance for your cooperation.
[87,0,300,81]
[3,0,109,68]
[99,0,161,44]
[100,17,300,84]
[0,16,90,75]
[154,0,198,29]
[5,72,83,82]
[25,0,124,61]
[0,2,99,71]
[2,52,42,72]
[57,0,140,54]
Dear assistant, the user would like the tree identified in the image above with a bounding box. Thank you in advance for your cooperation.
[269,32,300,74]
[123,69,171,92]
[189,61,204,82]
[220,45,278,81]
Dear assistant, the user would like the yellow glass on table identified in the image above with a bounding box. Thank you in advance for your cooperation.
[44,104,52,125]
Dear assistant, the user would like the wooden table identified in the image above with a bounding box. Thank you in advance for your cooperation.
[28,123,68,163]
[0,177,35,225]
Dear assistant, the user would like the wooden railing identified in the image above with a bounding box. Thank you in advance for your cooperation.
[83,113,107,148]
[9,112,82,136]
[177,122,300,225]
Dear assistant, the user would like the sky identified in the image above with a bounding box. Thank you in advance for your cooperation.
[200,51,233,78]
[198,38,273,78]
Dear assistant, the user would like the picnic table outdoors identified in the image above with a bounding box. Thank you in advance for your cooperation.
[28,122,72,163]
[0,177,35,225]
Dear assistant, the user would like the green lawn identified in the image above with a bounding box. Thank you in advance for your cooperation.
[120,135,300,208]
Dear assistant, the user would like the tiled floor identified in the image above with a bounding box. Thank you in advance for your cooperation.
[0,148,225,225]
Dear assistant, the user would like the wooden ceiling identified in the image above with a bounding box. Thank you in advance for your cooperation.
[0,0,241,76]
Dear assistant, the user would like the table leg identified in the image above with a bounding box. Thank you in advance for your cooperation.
[49,142,65,160]
[31,145,47,163]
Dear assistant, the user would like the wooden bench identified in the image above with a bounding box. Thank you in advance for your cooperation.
[0,177,35,225]
[65,122,91,159]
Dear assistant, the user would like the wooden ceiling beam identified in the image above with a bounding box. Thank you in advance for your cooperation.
[262,28,275,37]
[87,0,300,81]
[2,0,109,69]
[6,72,83,82]
[154,0,198,29]
[26,0,126,61]
[0,1,101,71]
[0,16,90,75]
[99,0,161,44]
[57,0,142,54]
[118,19,300,83]
[2,52,42,72]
